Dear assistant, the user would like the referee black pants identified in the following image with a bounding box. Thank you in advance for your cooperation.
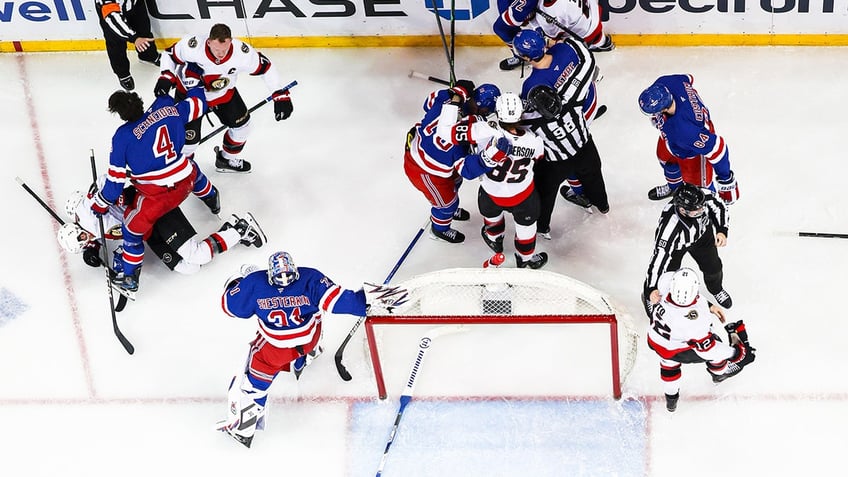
[667,229,724,295]
[99,2,159,79]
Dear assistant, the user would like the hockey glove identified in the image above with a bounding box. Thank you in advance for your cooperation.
[717,171,740,205]
[724,320,749,345]
[273,89,293,121]
[480,136,511,168]
[449,79,475,104]
[154,71,177,97]
[82,242,103,268]
[90,191,110,217]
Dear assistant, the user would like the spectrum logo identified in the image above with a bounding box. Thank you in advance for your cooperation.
[425,0,491,21]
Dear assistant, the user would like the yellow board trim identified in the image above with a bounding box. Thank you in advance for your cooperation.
[3,34,848,53]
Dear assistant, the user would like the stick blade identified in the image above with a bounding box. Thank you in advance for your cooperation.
[334,351,353,381]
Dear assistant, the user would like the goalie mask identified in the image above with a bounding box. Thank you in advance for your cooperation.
[527,84,562,120]
[57,223,94,254]
[268,251,299,288]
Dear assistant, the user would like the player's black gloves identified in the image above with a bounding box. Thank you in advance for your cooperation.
[273,89,294,121]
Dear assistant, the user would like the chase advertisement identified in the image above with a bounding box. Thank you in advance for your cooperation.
[1,0,847,43]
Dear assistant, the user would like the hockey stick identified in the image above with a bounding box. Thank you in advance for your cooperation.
[374,325,465,476]
[798,232,848,239]
[408,70,450,86]
[448,0,456,86]
[16,176,130,312]
[198,79,298,145]
[90,149,134,355]
[428,0,455,87]
[334,219,429,381]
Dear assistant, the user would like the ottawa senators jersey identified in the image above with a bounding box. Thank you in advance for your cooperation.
[161,35,284,107]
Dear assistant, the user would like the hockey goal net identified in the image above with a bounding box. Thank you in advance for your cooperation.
[365,268,639,399]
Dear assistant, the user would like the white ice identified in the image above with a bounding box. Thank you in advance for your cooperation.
[1,45,846,476]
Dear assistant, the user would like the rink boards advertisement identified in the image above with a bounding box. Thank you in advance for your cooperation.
[1,0,848,49]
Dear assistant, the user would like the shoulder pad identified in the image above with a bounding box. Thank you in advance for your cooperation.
[241,43,250,54]
[188,36,198,48]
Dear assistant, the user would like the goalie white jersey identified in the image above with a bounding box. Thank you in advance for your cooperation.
[161,35,284,106]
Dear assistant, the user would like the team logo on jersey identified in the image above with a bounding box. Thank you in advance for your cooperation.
[209,77,230,91]
[241,43,250,53]
[685,310,698,320]
[188,37,198,48]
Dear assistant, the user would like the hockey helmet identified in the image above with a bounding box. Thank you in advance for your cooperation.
[669,268,700,307]
[472,83,501,116]
[673,183,706,218]
[57,223,93,254]
[495,92,524,124]
[527,84,562,120]
[268,251,299,288]
[638,83,673,115]
[513,29,546,62]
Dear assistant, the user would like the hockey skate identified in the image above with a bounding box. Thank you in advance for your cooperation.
[559,185,593,210]
[537,226,552,241]
[110,268,140,299]
[590,35,616,52]
[515,252,548,270]
[480,226,504,253]
[292,345,323,380]
[430,226,465,244]
[714,289,733,308]
[648,184,673,201]
[215,146,252,173]
[711,361,744,383]
[118,75,135,91]
[222,212,267,248]
[499,56,524,71]
[200,185,221,215]
[665,392,679,412]
[215,402,263,448]
[453,207,470,221]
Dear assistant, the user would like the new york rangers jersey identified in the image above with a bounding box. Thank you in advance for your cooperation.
[647,272,734,362]
[494,0,604,46]
[101,89,206,204]
[648,74,732,183]
[222,267,367,349]
[161,35,284,107]
[408,90,494,180]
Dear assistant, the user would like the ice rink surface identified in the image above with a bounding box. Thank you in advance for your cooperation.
[1,44,847,476]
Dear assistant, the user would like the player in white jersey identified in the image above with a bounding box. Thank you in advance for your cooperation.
[437,92,548,268]
[156,23,293,173]
[647,268,756,412]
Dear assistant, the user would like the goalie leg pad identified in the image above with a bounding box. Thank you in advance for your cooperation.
[218,373,268,448]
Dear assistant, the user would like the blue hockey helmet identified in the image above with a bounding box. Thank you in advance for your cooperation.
[472,83,501,115]
[638,84,673,115]
[513,29,546,62]
[268,251,299,287]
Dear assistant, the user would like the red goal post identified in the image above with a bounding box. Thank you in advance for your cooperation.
[365,268,638,400]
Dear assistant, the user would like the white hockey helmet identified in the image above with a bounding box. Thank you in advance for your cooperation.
[65,190,85,221]
[669,268,700,307]
[57,223,92,254]
[495,92,524,124]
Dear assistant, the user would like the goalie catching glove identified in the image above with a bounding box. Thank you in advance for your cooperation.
[364,283,410,314]
[717,171,740,205]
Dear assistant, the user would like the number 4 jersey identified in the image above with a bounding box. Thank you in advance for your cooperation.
[101,88,207,204]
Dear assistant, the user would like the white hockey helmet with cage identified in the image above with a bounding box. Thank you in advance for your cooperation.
[57,223,92,254]
[268,251,299,288]
[495,92,524,124]
[65,190,86,220]
[669,268,700,307]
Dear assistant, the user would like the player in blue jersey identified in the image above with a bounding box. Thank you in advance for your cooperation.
[216,251,407,447]
[403,81,511,243]
[638,74,740,204]
[91,80,208,293]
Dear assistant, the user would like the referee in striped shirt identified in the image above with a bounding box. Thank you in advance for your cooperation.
[643,183,733,317]
[96,0,160,91]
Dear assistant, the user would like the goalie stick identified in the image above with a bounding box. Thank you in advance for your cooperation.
[374,325,465,477]
[199,79,298,144]
[334,219,428,381]
[16,176,130,312]
[90,149,135,355]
